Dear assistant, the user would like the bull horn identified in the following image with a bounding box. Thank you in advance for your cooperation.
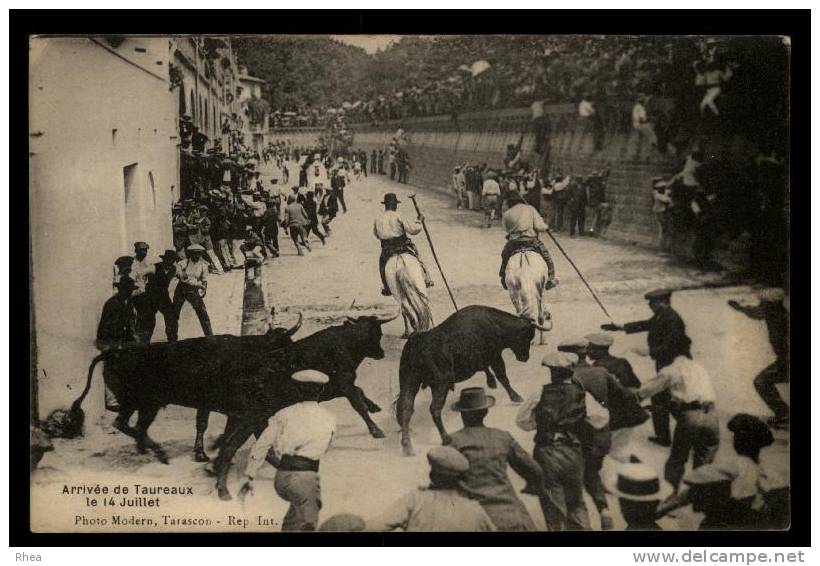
[376,312,400,324]
[285,312,303,336]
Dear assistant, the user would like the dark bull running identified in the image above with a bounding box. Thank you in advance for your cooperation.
[397,305,548,456]
[65,312,395,500]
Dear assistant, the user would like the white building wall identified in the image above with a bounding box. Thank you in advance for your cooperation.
[30,37,179,423]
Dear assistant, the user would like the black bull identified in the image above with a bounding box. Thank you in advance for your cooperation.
[71,314,395,500]
[397,305,543,456]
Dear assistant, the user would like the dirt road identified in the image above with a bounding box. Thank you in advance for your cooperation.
[31,167,788,533]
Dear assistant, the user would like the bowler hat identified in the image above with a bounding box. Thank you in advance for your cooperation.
[427,446,470,474]
[159,249,179,261]
[186,244,205,253]
[381,193,400,205]
[645,288,672,301]
[133,241,149,250]
[114,256,135,269]
[604,463,673,502]
[450,387,495,412]
[585,333,614,347]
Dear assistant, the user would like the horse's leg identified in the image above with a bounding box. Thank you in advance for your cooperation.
[398,375,422,456]
[134,404,168,464]
[339,374,385,438]
[429,380,452,445]
[214,420,255,501]
[490,357,523,403]
[193,409,210,462]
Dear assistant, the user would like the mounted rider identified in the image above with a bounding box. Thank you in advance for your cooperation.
[499,191,557,290]
[374,192,434,297]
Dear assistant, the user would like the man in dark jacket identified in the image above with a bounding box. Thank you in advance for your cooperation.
[728,288,789,425]
[96,276,139,411]
[567,176,588,237]
[140,250,181,343]
[516,352,589,531]
[586,333,648,462]
[449,387,545,532]
[602,288,691,447]
[303,191,326,246]
[370,150,377,174]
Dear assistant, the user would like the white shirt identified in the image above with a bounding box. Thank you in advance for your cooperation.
[632,103,648,129]
[482,179,501,196]
[639,355,716,404]
[373,210,422,240]
[244,401,336,479]
[129,257,155,291]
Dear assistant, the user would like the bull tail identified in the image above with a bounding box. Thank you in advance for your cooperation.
[44,352,109,439]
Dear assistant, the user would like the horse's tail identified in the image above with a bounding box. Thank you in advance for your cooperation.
[505,251,548,324]
[390,255,434,333]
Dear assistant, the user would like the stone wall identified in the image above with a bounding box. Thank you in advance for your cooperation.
[274,105,681,246]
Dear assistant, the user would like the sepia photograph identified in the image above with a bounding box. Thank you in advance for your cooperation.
[26,26,794,540]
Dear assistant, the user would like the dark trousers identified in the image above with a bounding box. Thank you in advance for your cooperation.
[567,200,586,236]
[665,406,720,489]
[552,200,566,231]
[335,188,347,213]
[754,358,789,418]
[172,285,213,337]
[534,443,590,531]
[651,389,672,444]
[362,164,368,177]
[581,427,611,512]
[390,162,397,180]
[136,294,178,343]
[289,225,309,254]
[274,470,322,532]
[262,224,279,256]
[370,161,376,173]
[306,220,325,243]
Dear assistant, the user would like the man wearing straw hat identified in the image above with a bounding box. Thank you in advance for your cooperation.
[449,386,544,531]
[604,461,673,530]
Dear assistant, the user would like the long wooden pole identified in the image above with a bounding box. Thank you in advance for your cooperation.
[408,194,459,312]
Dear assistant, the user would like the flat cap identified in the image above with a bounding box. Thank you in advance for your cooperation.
[585,333,614,347]
[557,338,589,351]
[427,446,470,473]
[318,513,365,532]
[541,351,579,368]
[133,241,149,249]
[645,288,672,301]
[291,369,330,384]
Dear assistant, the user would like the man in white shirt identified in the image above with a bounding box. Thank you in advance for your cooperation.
[172,244,212,337]
[373,193,433,296]
[238,370,336,532]
[498,191,556,290]
[481,171,502,228]
[632,95,658,148]
[127,241,157,343]
[636,353,720,489]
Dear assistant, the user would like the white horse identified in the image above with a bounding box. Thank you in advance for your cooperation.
[385,253,434,337]
[505,250,553,345]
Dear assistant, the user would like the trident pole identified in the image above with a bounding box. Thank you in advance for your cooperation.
[408,194,459,312]
[543,229,614,322]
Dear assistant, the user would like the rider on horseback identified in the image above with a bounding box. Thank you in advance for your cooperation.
[374,193,435,296]
[499,191,557,290]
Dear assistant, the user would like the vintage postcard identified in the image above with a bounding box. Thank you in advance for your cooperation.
[29,33,790,535]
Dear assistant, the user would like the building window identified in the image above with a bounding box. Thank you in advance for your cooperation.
[123,163,138,204]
